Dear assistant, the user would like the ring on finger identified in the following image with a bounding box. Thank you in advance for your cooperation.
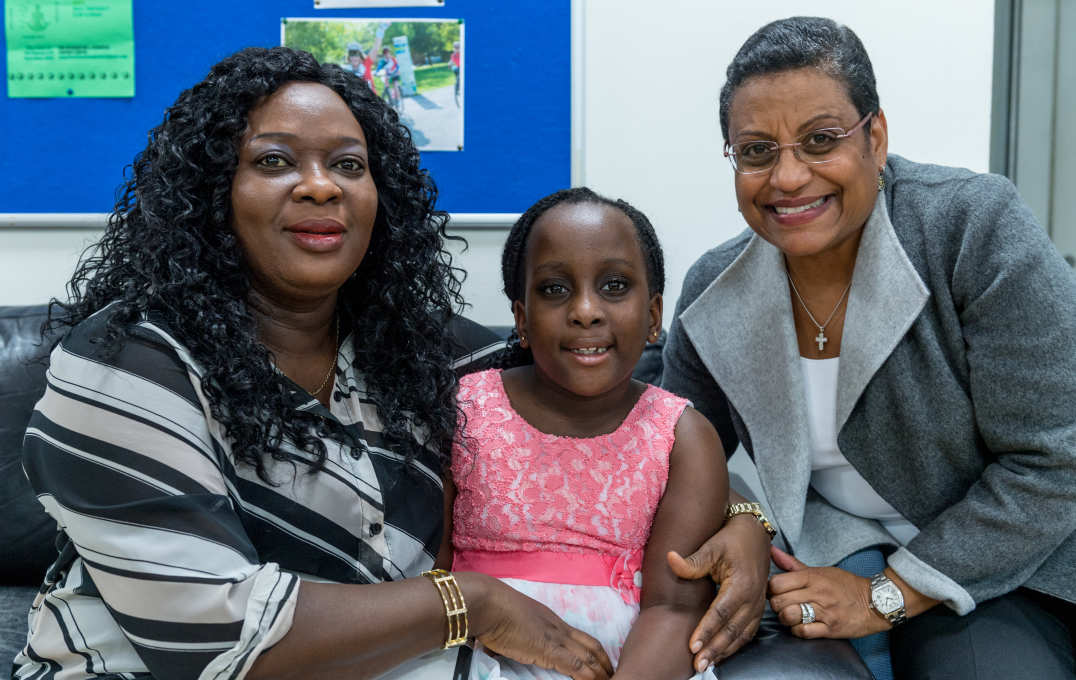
[799,602,816,625]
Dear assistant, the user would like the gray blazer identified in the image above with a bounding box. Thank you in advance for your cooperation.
[662,154,1076,613]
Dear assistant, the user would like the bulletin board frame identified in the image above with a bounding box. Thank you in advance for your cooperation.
[0,1,570,219]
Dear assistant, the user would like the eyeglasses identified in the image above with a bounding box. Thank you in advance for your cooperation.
[723,112,873,174]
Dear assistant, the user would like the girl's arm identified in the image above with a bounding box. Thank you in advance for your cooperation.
[613,406,729,679]
[665,490,773,670]
[662,296,772,668]
[433,475,457,569]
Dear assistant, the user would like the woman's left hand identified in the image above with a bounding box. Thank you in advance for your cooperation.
[767,545,890,639]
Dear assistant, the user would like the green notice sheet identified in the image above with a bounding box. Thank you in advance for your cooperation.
[5,0,134,98]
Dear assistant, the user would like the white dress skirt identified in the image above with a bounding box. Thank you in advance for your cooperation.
[379,577,719,679]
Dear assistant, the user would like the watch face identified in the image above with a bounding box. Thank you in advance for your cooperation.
[872,581,903,613]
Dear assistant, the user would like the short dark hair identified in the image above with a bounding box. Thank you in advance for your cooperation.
[719,16,879,142]
[497,187,664,367]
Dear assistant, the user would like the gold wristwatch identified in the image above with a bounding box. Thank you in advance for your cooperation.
[725,502,777,539]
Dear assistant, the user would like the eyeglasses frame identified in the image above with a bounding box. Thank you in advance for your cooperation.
[723,111,875,175]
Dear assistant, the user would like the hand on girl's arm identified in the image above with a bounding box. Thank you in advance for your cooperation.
[252,572,613,680]
[767,545,939,639]
[666,489,772,670]
[252,474,613,680]
[470,575,614,680]
[433,476,614,679]
[613,407,728,678]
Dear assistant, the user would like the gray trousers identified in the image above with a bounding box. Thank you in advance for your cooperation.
[715,589,1074,680]
[891,589,1075,680]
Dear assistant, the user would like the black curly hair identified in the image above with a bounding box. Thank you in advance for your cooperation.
[47,46,465,480]
[498,187,664,367]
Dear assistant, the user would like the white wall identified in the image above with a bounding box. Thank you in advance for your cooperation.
[447,228,514,327]
[0,229,102,307]
[578,0,995,320]
[0,2,995,322]
[0,223,513,323]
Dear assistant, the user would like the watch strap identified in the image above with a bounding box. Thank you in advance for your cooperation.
[869,572,907,626]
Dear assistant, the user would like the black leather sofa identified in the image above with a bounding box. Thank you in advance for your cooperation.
[0,305,868,678]
[0,305,58,666]
[0,305,653,667]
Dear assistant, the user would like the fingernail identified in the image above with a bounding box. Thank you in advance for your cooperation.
[696,657,709,672]
[690,641,702,653]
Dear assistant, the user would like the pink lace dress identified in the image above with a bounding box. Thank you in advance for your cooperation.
[445,369,717,680]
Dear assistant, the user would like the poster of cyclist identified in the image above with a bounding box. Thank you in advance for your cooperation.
[282,17,463,151]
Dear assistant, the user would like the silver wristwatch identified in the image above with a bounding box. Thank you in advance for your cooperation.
[869,572,907,626]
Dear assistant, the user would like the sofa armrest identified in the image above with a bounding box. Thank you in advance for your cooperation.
[0,305,60,585]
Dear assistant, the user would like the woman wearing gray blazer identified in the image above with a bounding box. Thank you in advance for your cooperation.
[663,16,1076,680]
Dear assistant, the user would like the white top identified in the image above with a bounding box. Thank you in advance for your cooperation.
[800,356,920,545]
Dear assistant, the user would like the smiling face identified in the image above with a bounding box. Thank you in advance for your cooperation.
[230,81,378,307]
[513,202,662,399]
[727,67,887,260]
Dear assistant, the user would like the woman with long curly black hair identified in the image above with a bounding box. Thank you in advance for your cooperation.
[16,47,614,680]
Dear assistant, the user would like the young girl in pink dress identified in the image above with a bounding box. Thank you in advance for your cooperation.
[439,188,729,679]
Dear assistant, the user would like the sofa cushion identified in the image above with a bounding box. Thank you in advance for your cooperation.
[0,585,35,667]
[0,305,60,585]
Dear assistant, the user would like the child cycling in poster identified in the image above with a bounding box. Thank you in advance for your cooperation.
[376,46,404,112]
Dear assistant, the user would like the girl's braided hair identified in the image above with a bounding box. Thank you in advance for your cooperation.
[498,187,664,368]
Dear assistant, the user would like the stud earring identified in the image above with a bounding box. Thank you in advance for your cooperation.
[519,333,528,348]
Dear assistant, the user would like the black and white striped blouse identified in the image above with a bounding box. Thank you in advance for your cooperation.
[15,308,503,680]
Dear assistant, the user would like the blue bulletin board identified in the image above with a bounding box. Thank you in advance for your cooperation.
[0,1,570,214]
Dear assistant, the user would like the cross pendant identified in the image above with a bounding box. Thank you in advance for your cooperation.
[815,330,828,351]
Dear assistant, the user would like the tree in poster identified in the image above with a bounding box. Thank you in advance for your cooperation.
[284,20,458,68]
[382,21,459,64]
[282,20,353,64]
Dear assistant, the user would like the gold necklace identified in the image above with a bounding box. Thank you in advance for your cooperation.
[309,315,339,396]
[786,273,852,352]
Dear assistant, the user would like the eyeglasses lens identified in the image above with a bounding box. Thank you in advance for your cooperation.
[731,129,845,173]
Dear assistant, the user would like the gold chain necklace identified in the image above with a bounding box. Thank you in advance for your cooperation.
[786,273,852,352]
[309,315,339,396]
